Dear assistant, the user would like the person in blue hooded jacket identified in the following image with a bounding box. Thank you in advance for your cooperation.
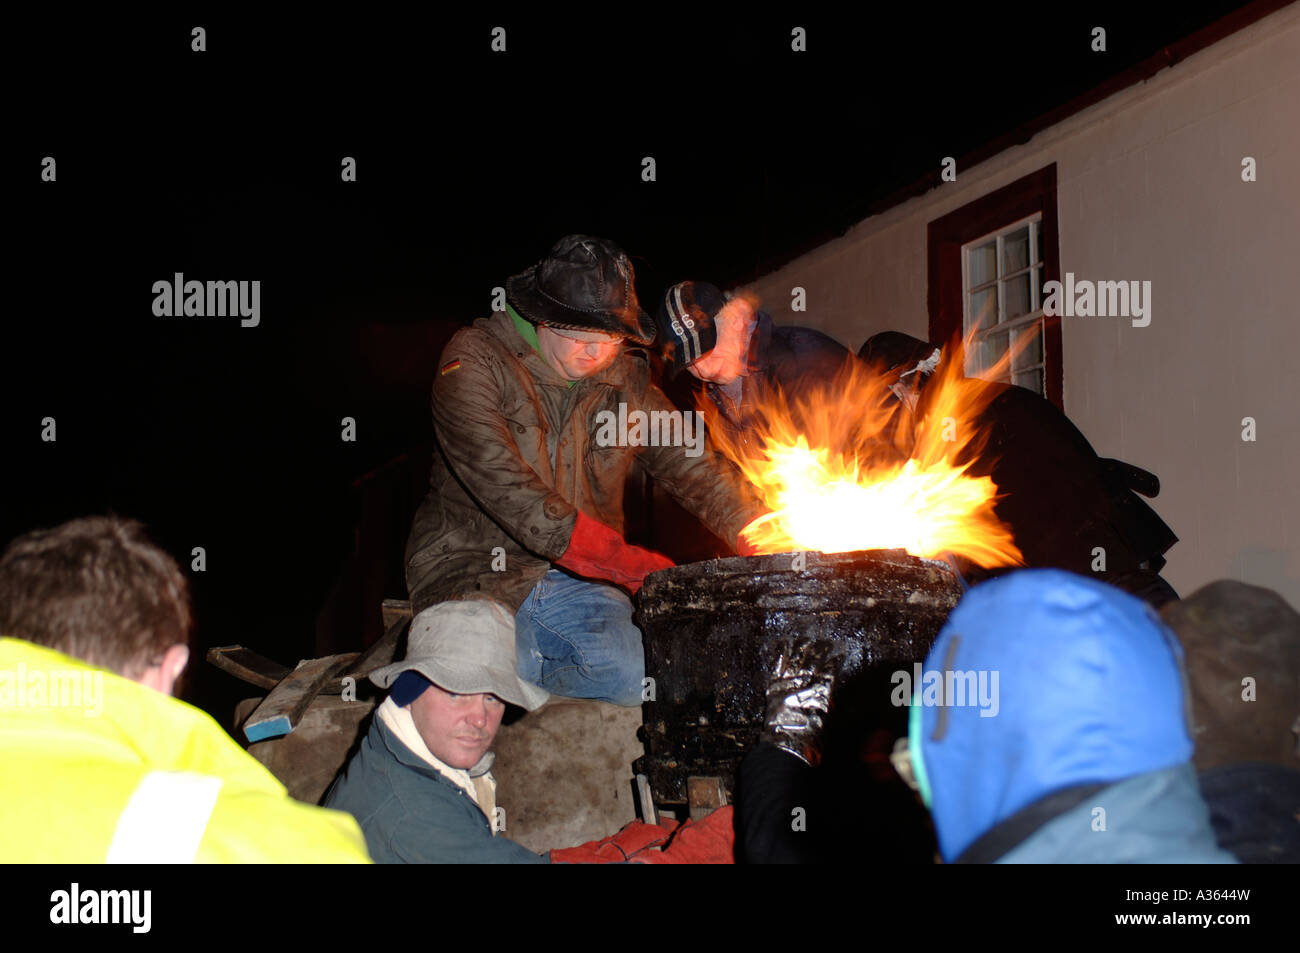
[900,569,1235,864]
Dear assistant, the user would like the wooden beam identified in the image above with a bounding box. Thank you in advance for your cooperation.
[381,598,413,631]
[206,645,291,691]
[242,654,357,742]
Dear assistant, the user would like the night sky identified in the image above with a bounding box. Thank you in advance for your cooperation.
[7,3,1261,723]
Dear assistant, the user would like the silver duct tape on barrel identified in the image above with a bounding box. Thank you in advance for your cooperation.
[634,549,963,803]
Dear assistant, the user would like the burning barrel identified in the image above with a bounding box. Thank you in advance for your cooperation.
[634,548,964,803]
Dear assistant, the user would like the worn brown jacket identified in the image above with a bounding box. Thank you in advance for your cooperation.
[405,311,764,614]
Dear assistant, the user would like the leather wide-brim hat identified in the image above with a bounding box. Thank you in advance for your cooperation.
[506,234,656,345]
[368,600,549,711]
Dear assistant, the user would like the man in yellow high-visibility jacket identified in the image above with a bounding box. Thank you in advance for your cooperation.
[0,516,370,863]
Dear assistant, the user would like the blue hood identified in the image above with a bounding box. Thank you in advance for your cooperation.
[914,570,1194,862]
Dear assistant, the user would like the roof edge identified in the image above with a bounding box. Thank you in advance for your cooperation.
[738,0,1293,286]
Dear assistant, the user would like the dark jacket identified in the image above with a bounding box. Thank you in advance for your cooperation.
[405,310,764,614]
[862,333,1177,596]
[891,364,1177,601]
[734,742,935,865]
[950,381,1177,580]
[325,713,548,864]
[699,312,855,449]
[1199,763,1300,863]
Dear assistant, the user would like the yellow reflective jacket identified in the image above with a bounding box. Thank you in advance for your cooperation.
[0,638,370,863]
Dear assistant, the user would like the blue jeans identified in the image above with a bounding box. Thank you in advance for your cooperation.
[515,570,645,707]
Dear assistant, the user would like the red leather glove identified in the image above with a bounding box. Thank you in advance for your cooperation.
[631,806,736,864]
[556,511,674,594]
[548,818,679,863]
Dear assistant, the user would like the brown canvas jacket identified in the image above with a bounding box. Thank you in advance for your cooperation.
[405,310,764,614]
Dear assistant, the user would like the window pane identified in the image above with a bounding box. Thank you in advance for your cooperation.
[968,242,997,287]
[974,329,1010,378]
[968,287,997,331]
[1035,222,1044,266]
[1004,227,1029,272]
[1004,273,1031,318]
[1012,323,1044,370]
[1014,367,1044,396]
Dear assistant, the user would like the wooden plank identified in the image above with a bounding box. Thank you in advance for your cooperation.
[242,654,356,742]
[315,614,406,694]
[635,773,659,826]
[381,598,413,631]
[212,599,409,700]
[206,645,291,691]
[318,651,362,695]
[344,616,403,681]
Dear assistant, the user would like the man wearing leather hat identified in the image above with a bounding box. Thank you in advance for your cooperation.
[404,235,763,707]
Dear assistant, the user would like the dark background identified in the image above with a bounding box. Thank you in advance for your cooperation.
[6,3,1264,727]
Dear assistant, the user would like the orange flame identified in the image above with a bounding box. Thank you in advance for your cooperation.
[708,331,1028,567]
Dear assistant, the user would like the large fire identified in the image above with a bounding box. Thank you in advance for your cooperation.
[707,336,1025,567]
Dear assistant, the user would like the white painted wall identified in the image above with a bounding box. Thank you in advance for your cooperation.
[747,7,1300,606]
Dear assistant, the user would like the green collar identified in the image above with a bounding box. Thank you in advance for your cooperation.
[507,303,541,355]
[507,303,575,388]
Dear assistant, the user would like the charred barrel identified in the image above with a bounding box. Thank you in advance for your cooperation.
[634,549,963,803]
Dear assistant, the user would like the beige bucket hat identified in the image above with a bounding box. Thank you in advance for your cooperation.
[368,599,549,711]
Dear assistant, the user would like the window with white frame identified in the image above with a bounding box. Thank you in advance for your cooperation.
[961,214,1046,396]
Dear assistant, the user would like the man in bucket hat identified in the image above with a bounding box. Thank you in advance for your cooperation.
[405,235,763,707]
[328,599,745,864]
[325,599,552,863]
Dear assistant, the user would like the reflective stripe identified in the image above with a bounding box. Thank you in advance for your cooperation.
[106,771,223,863]
[670,285,703,363]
